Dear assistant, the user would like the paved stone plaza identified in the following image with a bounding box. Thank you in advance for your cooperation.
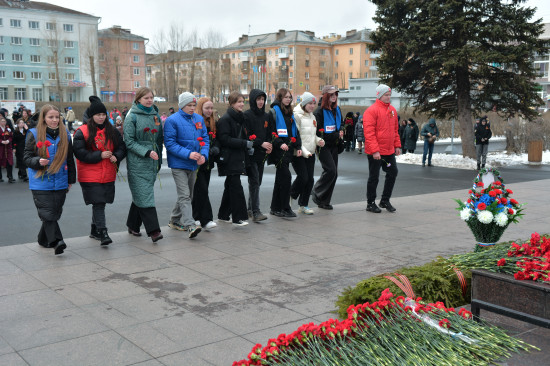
[0,179,549,365]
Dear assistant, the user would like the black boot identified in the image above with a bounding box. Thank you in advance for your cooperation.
[476,163,480,171]
[99,228,112,246]
[481,164,485,168]
[90,224,100,240]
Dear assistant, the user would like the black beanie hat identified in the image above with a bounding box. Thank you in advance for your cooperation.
[88,95,107,117]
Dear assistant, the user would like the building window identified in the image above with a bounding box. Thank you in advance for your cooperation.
[372,60,377,67]
[65,57,75,65]
[349,60,353,66]
[11,37,22,45]
[134,81,140,88]
[10,19,21,28]
[335,73,338,80]
[290,47,293,54]
[133,55,140,62]
[65,73,75,80]
[28,20,39,29]
[46,22,56,31]
[370,70,378,78]
[305,60,310,67]
[47,56,55,64]
[289,72,293,78]
[0,53,3,61]
[349,72,353,79]
[99,67,104,74]
[275,61,279,67]
[0,88,7,99]
[32,88,43,101]
[0,71,5,78]
[305,84,310,91]
[305,72,309,79]
[320,61,325,67]
[30,55,41,63]
[64,40,74,48]
[12,54,23,62]
[133,42,139,50]
[268,61,272,67]
[133,67,140,75]
[365,60,369,66]
[349,48,354,55]
[63,24,73,32]
[30,38,40,46]
[0,36,3,44]
[13,71,24,79]
[0,19,3,27]
[47,40,56,48]
[14,88,26,100]
[305,48,310,55]
[365,72,368,78]
[356,86,361,90]
[31,72,42,79]
[48,72,57,80]
[99,54,105,61]
[290,60,293,66]
[98,40,104,47]
[335,61,338,67]
[268,50,272,55]
[289,83,292,90]
[335,49,339,55]
[232,53,236,58]
[320,49,326,56]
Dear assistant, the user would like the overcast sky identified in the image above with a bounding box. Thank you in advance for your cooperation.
[45,0,550,52]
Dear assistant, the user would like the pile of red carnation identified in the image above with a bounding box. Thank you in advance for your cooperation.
[504,233,550,281]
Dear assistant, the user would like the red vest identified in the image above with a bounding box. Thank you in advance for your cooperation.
[76,125,117,183]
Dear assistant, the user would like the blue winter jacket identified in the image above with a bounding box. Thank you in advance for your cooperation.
[27,128,71,190]
[164,110,210,170]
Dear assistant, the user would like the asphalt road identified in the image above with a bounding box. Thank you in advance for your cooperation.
[1,151,548,246]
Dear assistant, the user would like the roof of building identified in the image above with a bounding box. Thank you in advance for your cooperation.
[99,26,148,41]
[331,29,373,45]
[146,48,218,65]
[0,0,98,18]
[223,30,329,51]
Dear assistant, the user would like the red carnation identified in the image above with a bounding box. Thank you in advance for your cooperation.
[508,208,514,214]
[143,127,150,132]
[36,141,44,149]
[438,319,451,329]
[290,137,297,143]
[497,258,506,266]
[477,202,486,210]
[199,141,205,147]
[197,137,203,141]
[272,132,278,138]
[249,134,257,141]
[319,129,325,133]
[44,141,52,147]
[476,181,484,187]
[151,128,158,134]
[506,189,513,194]
[501,198,507,204]
[488,191,496,197]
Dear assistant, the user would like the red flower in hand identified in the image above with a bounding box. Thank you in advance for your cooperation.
[45,141,52,147]
[197,137,203,141]
[151,129,158,134]
[249,134,257,141]
[477,202,486,210]
[36,141,44,149]
[143,127,150,132]
[199,141,206,147]
[319,129,325,133]
[272,132,278,137]
[497,258,506,266]
[290,137,297,143]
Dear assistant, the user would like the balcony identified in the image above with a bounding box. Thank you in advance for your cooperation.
[241,61,249,72]
[239,52,249,61]
[278,51,289,59]
[255,50,266,61]
[279,65,288,71]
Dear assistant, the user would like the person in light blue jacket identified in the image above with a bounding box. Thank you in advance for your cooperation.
[164,92,209,239]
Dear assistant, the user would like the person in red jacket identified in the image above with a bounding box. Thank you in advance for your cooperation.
[73,98,126,245]
[363,84,401,213]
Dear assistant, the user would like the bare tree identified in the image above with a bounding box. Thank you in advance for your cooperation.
[81,28,99,96]
[187,29,201,93]
[43,19,65,102]
[150,29,169,99]
[203,29,225,101]
[167,23,186,100]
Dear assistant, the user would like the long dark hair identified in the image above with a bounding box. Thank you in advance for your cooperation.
[275,88,293,115]
[86,116,119,151]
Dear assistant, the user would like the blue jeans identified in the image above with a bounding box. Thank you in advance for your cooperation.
[422,141,434,165]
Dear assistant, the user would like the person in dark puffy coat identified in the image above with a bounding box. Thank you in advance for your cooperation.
[475,116,492,170]
[24,105,76,255]
[216,91,252,226]
[73,97,126,246]
[420,118,439,167]
[13,119,29,181]
[268,88,302,218]
[403,118,419,154]
[244,89,272,222]
[0,116,15,183]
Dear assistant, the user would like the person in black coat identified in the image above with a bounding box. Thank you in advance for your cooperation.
[73,97,126,246]
[12,119,29,181]
[267,89,302,218]
[475,116,492,170]
[243,88,272,222]
[216,91,253,226]
[312,85,344,210]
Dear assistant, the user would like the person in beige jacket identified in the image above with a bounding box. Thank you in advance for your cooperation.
[290,92,325,214]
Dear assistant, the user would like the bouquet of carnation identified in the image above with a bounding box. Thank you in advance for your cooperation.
[455,168,524,251]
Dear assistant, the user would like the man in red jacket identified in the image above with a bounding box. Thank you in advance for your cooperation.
[363,84,401,213]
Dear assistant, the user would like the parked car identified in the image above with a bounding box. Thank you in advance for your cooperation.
[153,97,166,102]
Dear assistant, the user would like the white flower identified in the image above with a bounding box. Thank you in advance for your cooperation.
[494,212,508,227]
[460,208,471,221]
[477,210,494,224]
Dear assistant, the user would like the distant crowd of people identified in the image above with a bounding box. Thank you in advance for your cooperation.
[0,84,492,255]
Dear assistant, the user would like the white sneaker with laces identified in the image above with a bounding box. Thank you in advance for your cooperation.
[299,206,314,215]
[205,221,217,230]
[233,220,249,227]
[195,220,202,228]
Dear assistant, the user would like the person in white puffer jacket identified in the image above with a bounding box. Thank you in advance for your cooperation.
[290,92,325,214]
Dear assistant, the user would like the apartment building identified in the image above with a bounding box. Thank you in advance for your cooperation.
[221,30,332,101]
[98,26,147,103]
[534,23,550,110]
[0,0,99,102]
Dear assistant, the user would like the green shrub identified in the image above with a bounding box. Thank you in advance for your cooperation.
[335,257,471,318]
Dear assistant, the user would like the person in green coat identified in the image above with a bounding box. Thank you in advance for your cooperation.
[124,87,164,242]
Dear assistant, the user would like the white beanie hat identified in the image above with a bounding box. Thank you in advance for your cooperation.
[375,84,391,99]
[178,92,196,109]
[300,92,317,106]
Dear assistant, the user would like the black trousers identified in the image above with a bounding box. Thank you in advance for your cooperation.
[32,190,66,247]
[126,202,160,236]
[312,145,339,205]
[0,164,13,180]
[366,154,398,203]
[192,166,213,226]
[92,203,107,229]
[291,155,315,207]
[246,159,265,214]
[218,174,248,223]
[271,161,292,212]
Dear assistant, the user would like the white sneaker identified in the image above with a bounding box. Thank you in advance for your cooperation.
[218,218,231,223]
[233,220,248,227]
[205,221,217,230]
[195,220,202,228]
[299,206,314,215]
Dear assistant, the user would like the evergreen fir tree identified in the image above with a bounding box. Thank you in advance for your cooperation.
[369,0,548,158]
